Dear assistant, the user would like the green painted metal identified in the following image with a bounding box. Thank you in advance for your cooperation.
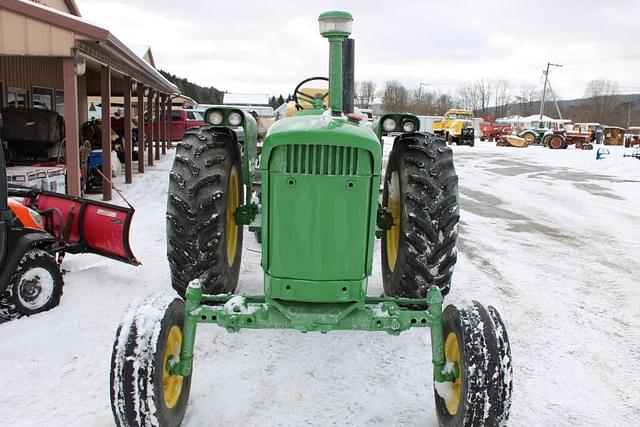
[170,281,448,377]
[373,113,421,140]
[260,113,381,285]
[202,106,258,205]
[167,10,457,391]
[328,38,344,113]
[318,11,352,113]
[234,203,258,226]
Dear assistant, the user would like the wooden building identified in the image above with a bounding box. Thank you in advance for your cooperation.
[0,0,179,200]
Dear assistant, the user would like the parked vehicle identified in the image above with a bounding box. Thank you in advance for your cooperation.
[109,11,512,427]
[603,126,625,145]
[432,108,475,145]
[144,108,205,143]
[480,121,512,142]
[625,126,640,147]
[544,124,594,150]
[0,143,139,321]
[575,123,604,145]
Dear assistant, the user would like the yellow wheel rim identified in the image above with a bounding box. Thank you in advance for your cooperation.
[386,172,400,271]
[163,325,184,409]
[524,133,534,143]
[226,167,239,267]
[444,332,462,415]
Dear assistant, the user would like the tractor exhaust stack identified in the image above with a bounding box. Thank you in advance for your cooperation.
[342,38,355,115]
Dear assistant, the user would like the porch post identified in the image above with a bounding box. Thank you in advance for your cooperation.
[147,88,154,166]
[154,93,161,161]
[167,96,173,148]
[101,64,112,201]
[137,83,145,173]
[160,93,166,155]
[123,75,133,184]
[62,57,80,196]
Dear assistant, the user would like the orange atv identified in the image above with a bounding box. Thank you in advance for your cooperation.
[0,144,139,321]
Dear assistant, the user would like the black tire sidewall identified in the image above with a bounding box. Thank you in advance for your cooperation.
[4,249,63,318]
[381,141,409,295]
[222,147,244,287]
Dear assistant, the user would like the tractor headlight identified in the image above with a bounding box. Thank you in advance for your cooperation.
[402,121,416,132]
[28,208,44,229]
[228,111,243,126]
[382,118,397,132]
[207,110,224,125]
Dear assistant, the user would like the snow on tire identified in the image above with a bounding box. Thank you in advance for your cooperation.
[434,302,511,426]
[381,132,459,298]
[166,127,244,297]
[0,249,63,322]
[487,305,513,425]
[110,293,192,427]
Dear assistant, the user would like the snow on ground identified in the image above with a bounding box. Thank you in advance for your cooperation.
[0,141,639,426]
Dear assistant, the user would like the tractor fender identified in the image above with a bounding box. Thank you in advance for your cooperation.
[0,232,56,293]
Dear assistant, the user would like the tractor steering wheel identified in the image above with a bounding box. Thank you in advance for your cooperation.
[293,77,329,111]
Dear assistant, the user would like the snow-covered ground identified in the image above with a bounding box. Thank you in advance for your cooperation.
[1,141,639,426]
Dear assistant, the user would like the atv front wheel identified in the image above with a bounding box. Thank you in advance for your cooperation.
[110,294,192,427]
[0,249,63,321]
[381,133,459,297]
[166,127,244,297]
[434,302,512,426]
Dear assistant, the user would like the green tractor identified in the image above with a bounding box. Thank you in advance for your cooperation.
[109,11,512,427]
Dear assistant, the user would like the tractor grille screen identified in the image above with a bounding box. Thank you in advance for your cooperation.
[283,144,367,176]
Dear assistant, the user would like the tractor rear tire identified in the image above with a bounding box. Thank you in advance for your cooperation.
[0,249,63,322]
[433,302,512,426]
[548,135,565,149]
[166,127,244,297]
[110,294,191,427]
[381,133,459,298]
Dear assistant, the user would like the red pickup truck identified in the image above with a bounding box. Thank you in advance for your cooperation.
[144,108,205,142]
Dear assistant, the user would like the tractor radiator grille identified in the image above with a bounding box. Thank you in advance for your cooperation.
[284,144,362,175]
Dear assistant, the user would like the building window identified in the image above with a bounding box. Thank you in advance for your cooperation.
[32,86,54,110]
[55,90,65,117]
[7,88,28,108]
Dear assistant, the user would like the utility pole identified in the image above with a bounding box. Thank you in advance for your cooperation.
[418,82,430,99]
[539,62,562,121]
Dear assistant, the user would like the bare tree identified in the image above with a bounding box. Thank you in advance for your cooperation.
[382,80,408,112]
[356,80,377,109]
[474,78,494,115]
[494,80,511,118]
[515,84,541,116]
[583,79,619,123]
[435,92,455,114]
[456,82,480,112]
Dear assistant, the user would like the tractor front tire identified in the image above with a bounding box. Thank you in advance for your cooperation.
[381,133,459,298]
[166,127,244,297]
[0,249,63,322]
[110,294,192,427]
[522,131,536,145]
[434,302,513,426]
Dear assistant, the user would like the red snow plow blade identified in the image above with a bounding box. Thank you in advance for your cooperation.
[9,186,140,265]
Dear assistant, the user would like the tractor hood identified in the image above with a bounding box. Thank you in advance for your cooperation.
[261,111,382,174]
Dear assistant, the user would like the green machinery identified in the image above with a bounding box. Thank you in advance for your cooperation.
[110,11,512,427]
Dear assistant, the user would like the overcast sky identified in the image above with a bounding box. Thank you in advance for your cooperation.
[80,0,640,100]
